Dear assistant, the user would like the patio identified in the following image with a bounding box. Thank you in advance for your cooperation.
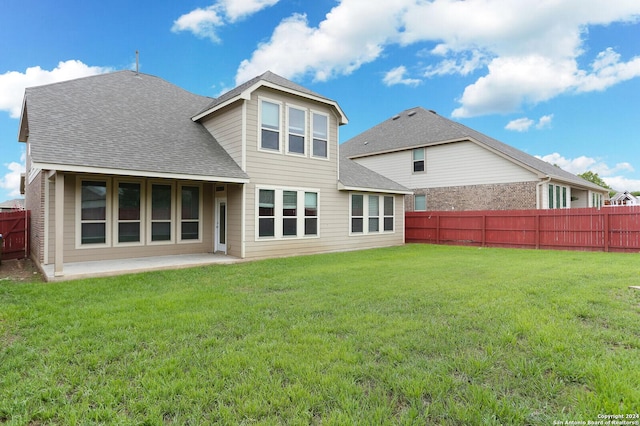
[40,253,242,282]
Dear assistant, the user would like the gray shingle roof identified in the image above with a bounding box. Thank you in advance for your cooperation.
[196,71,333,116]
[339,157,411,193]
[24,70,248,181]
[341,107,607,191]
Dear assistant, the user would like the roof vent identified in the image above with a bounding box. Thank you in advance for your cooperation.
[364,141,369,145]
[407,110,416,117]
[429,109,437,115]
[392,114,400,120]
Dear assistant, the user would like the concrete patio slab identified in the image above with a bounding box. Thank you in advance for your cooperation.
[41,253,241,282]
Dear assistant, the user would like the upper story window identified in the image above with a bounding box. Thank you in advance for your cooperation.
[287,106,306,155]
[260,100,281,151]
[312,112,329,158]
[413,148,425,173]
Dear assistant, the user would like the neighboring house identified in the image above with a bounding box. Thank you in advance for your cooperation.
[0,199,25,212]
[341,107,609,212]
[19,70,410,277]
[609,191,639,206]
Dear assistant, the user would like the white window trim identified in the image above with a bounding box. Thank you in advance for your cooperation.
[349,193,395,236]
[178,182,203,244]
[286,104,308,157]
[311,110,330,160]
[147,180,176,245]
[255,185,320,241]
[548,183,570,209]
[258,97,283,154]
[412,148,425,174]
[113,178,145,247]
[75,177,112,249]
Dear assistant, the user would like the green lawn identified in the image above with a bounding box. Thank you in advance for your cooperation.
[1,245,639,425]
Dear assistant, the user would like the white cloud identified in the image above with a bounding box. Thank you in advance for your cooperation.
[505,118,535,132]
[536,152,637,190]
[0,60,111,119]
[0,153,25,198]
[232,0,640,116]
[235,1,409,84]
[172,0,279,42]
[536,114,554,129]
[171,7,224,42]
[383,66,421,87]
[505,114,554,132]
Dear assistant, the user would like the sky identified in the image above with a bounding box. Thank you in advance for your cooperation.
[1,0,640,203]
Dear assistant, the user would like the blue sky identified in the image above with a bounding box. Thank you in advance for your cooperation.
[1,0,640,202]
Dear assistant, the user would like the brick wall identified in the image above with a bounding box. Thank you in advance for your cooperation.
[407,181,538,211]
[25,170,45,263]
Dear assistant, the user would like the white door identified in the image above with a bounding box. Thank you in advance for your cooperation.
[215,198,227,253]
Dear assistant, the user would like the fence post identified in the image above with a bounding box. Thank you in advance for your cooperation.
[535,212,540,250]
[436,214,440,245]
[603,209,609,252]
[482,214,486,247]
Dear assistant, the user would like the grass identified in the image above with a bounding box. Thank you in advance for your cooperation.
[1,244,639,425]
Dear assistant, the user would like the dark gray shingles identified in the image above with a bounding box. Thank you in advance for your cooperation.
[196,71,336,117]
[339,157,410,193]
[341,107,606,191]
[26,71,248,180]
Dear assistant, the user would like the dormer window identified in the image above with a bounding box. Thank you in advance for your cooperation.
[260,100,281,151]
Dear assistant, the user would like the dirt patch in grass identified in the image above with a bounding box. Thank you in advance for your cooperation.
[0,258,42,282]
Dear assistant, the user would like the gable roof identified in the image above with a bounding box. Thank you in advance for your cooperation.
[20,70,249,182]
[341,107,607,192]
[193,71,348,124]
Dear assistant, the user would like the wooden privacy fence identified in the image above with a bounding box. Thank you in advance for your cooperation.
[0,210,30,261]
[406,206,640,253]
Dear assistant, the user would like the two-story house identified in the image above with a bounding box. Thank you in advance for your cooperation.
[341,107,609,212]
[19,71,410,279]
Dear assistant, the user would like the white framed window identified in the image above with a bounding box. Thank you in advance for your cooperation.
[77,178,111,247]
[548,183,568,209]
[256,187,320,240]
[260,98,282,152]
[311,111,329,159]
[304,192,318,236]
[383,196,394,232]
[115,179,143,245]
[414,194,426,211]
[148,181,175,244]
[179,183,202,242]
[350,193,395,235]
[413,148,425,173]
[287,106,306,155]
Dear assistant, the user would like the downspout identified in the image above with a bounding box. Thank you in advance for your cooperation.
[536,176,551,209]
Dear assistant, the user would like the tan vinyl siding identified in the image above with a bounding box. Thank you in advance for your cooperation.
[354,141,538,189]
[201,105,244,168]
[241,88,403,259]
